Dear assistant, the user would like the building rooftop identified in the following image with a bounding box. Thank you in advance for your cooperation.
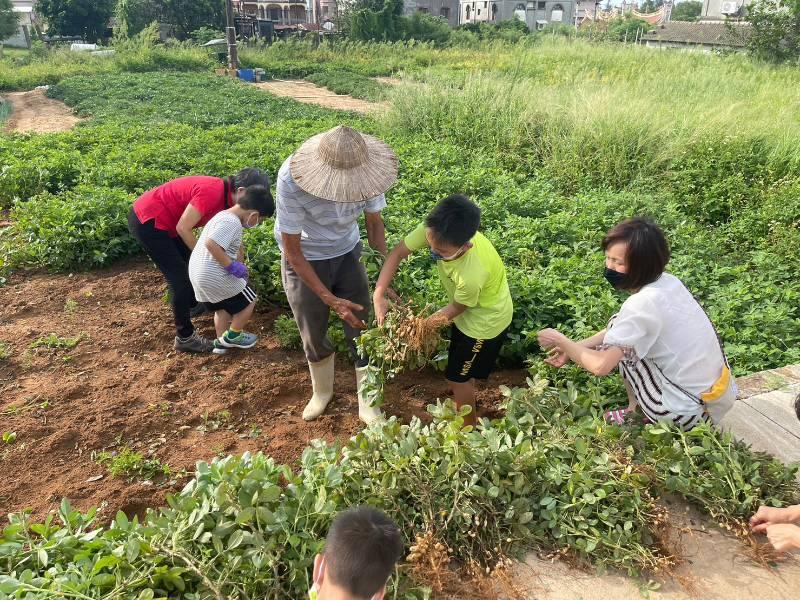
[642,21,751,47]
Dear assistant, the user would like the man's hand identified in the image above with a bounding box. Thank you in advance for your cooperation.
[544,348,570,368]
[328,296,366,330]
[538,328,567,351]
[765,523,800,553]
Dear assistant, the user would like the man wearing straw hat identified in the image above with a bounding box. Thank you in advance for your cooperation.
[275,125,398,425]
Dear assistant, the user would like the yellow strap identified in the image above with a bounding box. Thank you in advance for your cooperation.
[701,366,731,403]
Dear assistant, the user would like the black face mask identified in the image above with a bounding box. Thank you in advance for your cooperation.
[604,267,628,289]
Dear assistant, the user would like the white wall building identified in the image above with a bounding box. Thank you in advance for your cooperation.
[459,0,577,29]
[3,1,36,48]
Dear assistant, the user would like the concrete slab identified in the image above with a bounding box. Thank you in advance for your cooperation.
[720,402,800,467]
[742,387,800,439]
[511,502,800,600]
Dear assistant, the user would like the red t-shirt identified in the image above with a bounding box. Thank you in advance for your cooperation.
[133,176,233,237]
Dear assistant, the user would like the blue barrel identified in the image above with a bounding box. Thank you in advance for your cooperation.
[238,69,255,83]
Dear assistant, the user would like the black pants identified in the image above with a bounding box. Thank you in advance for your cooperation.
[128,209,197,338]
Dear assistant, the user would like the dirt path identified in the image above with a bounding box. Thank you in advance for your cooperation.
[3,88,82,133]
[255,80,388,114]
[0,260,522,522]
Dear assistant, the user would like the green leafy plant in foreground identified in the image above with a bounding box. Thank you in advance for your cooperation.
[0,379,797,598]
[273,314,302,350]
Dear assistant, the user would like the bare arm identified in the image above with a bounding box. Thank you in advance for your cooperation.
[364,211,388,257]
[538,328,623,377]
[175,205,203,250]
[373,242,412,325]
[282,232,365,329]
[205,238,233,268]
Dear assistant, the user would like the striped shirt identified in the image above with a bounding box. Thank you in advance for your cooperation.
[273,156,386,260]
[188,211,246,303]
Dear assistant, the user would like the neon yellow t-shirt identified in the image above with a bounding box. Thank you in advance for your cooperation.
[404,223,513,339]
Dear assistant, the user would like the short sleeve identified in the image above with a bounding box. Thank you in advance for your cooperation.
[403,222,427,251]
[275,164,305,235]
[603,296,663,360]
[452,270,485,308]
[363,193,386,214]
[207,216,240,251]
[189,179,224,217]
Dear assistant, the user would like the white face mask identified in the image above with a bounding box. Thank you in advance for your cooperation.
[243,212,259,229]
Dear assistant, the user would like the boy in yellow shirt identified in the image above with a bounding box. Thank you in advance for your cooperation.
[374,195,513,426]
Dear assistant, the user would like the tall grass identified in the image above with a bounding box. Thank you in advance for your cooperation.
[382,38,800,193]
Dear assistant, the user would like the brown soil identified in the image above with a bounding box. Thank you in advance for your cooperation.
[0,259,524,522]
[255,80,388,114]
[3,88,82,134]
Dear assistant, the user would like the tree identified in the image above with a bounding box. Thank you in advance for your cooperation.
[638,0,664,13]
[37,0,116,41]
[406,12,451,45]
[670,0,702,20]
[606,16,650,41]
[747,0,800,63]
[158,0,225,40]
[115,0,162,37]
[0,0,20,41]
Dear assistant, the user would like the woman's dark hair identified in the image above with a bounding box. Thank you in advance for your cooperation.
[232,168,274,217]
[425,194,481,247]
[324,506,403,599]
[601,217,670,291]
[233,167,270,190]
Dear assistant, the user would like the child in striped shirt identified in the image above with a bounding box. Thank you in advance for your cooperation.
[188,185,274,354]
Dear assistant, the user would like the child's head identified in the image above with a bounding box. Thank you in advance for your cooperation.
[312,506,403,600]
[425,194,481,261]
[232,168,275,219]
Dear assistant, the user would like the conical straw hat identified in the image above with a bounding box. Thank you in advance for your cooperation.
[290,125,398,203]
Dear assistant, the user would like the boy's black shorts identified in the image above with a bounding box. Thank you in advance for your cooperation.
[445,324,508,383]
[202,285,257,315]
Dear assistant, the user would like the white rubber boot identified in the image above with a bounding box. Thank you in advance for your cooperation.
[302,354,335,421]
[356,366,383,426]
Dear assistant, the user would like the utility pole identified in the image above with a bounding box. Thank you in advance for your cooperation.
[225,0,239,70]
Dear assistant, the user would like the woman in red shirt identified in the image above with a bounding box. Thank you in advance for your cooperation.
[128,168,272,353]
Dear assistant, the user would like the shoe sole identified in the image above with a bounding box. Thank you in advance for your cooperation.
[219,337,257,349]
[175,345,214,353]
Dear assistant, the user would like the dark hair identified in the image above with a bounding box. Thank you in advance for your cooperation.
[325,507,403,599]
[601,217,670,291]
[425,194,481,247]
[233,167,270,189]
[237,184,274,217]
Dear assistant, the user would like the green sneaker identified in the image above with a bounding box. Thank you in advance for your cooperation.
[212,339,228,355]
[219,330,258,349]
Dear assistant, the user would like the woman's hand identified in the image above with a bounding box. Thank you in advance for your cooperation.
[537,328,568,351]
[750,505,800,533]
[765,523,800,553]
[544,347,570,368]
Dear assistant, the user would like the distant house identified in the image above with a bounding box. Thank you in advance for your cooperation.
[405,0,460,27]
[3,0,36,48]
[459,0,578,29]
[641,21,750,51]
[701,0,750,20]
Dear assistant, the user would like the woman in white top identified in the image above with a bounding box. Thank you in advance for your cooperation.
[538,217,736,429]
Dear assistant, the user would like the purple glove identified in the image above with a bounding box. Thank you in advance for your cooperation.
[225,261,249,280]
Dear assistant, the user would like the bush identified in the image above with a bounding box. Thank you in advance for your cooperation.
[0,186,139,272]
[273,314,302,349]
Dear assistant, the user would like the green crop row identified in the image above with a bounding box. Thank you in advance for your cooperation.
[0,380,796,598]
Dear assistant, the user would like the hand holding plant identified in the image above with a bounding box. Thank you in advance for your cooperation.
[538,328,568,351]
[765,523,800,553]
